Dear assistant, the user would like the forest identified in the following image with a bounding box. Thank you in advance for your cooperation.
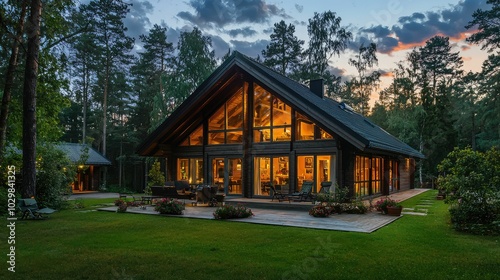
[0,0,498,197]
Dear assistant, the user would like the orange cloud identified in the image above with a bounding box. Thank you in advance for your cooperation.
[389,31,476,53]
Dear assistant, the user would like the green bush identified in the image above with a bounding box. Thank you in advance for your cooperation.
[438,147,500,235]
[145,160,165,195]
[213,204,253,219]
[154,198,185,215]
[36,144,76,209]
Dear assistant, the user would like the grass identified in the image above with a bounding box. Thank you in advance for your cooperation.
[3,190,499,280]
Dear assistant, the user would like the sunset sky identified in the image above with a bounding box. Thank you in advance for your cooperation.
[119,0,491,102]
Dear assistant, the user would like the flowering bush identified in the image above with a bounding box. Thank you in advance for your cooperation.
[375,197,399,214]
[309,205,331,217]
[154,198,185,215]
[213,204,253,219]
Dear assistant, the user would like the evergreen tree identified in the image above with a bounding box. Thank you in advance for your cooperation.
[81,0,134,156]
[262,20,304,77]
[342,43,380,115]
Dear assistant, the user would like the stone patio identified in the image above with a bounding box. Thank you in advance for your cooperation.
[96,188,430,233]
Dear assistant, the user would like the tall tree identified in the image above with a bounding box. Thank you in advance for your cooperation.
[82,0,134,156]
[466,0,500,150]
[150,27,216,130]
[22,0,42,198]
[130,24,173,138]
[418,36,463,176]
[466,0,500,52]
[304,11,352,78]
[343,43,381,115]
[0,0,27,160]
[262,20,304,77]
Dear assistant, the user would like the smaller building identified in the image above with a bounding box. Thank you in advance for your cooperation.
[57,143,111,192]
[137,52,424,198]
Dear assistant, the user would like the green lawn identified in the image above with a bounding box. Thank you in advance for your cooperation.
[3,191,499,280]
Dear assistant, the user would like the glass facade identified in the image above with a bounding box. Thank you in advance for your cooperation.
[253,85,292,142]
[253,156,289,196]
[177,158,203,184]
[208,86,245,145]
[174,81,375,197]
[354,156,382,197]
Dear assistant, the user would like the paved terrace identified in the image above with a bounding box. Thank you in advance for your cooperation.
[90,188,430,233]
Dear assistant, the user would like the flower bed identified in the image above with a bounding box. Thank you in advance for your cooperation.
[213,204,253,219]
[154,198,185,215]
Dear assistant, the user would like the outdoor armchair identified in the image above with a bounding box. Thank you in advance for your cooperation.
[17,198,56,219]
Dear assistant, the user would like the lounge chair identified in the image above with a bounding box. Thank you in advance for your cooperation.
[288,181,314,203]
[270,185,285,202]
[17,199,56,219]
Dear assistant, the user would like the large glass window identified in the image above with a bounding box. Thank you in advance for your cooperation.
[208,85,246,145]
[297,155,332,192]
[180,125,204,146]
[177,158,203,184]
[253,156,289,196]
[354,156,382,196]
[389,160,399,192]
[253,84,292,143]
[296,112,334,140]
[371,158,382,195]
[212,157,242,195]
[297,155,315,191]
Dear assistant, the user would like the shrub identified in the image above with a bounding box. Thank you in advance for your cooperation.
[438,147,500,235]
[213,204,253,219]
[146,160,165,195]
[154,198,184,215]
[309,205,330,217]
[36,143,76,209]
[343,200,369,214]
[375,197,399,214]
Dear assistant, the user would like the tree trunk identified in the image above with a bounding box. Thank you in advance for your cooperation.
[0,0,28,160]
[22,0,42,198]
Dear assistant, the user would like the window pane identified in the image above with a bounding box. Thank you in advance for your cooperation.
[273,127,291,142]
[297,155,314,191]
[254,129,270,142]
[189,125,203,145]
[178,159,189,180]
[320,128,333,139]
[209,106,225,131]
[254,85,271,127]
[227,91,244,129]
[226,131,243,144]
[208,132,224,145]
[272,97,291,126]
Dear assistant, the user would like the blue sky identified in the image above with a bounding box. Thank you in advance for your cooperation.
[122,0,491,99]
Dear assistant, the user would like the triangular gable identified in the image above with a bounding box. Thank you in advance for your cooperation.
[137,51,424,159]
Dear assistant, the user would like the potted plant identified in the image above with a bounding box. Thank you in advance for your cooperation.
[386,203,403,216]
[375,197,402,215]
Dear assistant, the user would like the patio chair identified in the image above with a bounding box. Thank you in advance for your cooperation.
[17,199,56,219]
[288,181,314,203]
[270,185,285,202]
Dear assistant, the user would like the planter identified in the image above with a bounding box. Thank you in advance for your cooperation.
[387,206,403,216]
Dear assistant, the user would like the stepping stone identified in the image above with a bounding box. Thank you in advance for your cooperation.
[401,211,427,216]
[416,205,432,208]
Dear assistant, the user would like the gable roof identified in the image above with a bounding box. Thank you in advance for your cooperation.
[137,51,424,159]
[57,143,111,166]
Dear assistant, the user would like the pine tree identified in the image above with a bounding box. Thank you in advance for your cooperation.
[262,20,304,77]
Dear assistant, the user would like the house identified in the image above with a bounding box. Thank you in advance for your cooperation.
[57,143,111,192]
[137,51,424,198]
